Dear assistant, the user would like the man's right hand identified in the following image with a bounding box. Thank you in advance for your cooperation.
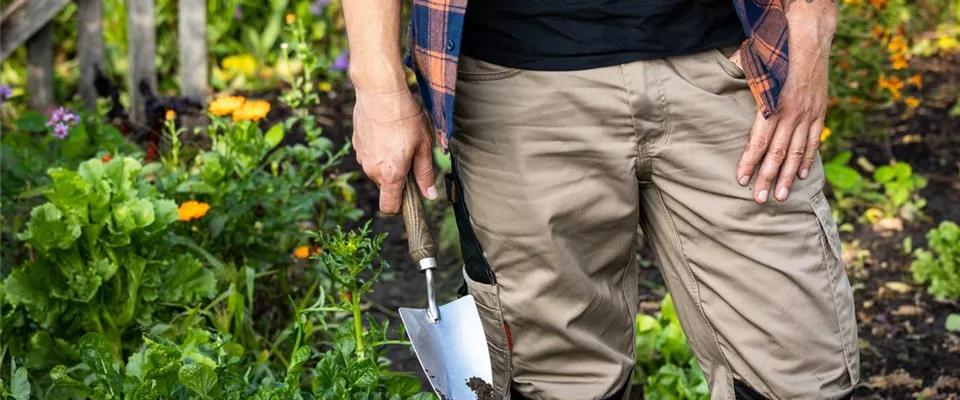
[352,88,438,215]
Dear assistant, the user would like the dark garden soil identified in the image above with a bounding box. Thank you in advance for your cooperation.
[266,57,959,398]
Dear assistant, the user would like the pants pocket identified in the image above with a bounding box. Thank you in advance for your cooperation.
[463,268,513,396]
[810,191,861,385]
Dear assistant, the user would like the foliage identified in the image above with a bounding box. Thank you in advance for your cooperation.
[823,152,927,226]
[1,157,216,367]
[633,295,710,400]
[911,221,960,301]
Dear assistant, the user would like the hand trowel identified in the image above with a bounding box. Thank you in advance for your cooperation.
[397,174,494,400]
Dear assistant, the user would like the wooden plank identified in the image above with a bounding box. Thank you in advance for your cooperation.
[127,0,157,125]
[77,0,104,111]
[178,0,207,101]
[26,24,54,111]
[0,0,70,62]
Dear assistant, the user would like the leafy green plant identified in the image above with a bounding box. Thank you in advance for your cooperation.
[911,220,960,301]
[1,156,216,359]
[823,152,927,226]
[872,161,927,221]
[634,295,710,400]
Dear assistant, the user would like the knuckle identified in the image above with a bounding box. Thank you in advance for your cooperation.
[750,137,770,152]
[790,148,806,159]
[808,138,822,149]
[769,147,788,162]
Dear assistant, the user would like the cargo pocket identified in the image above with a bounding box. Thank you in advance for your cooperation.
[810,192,861,385]
[446,159,512,396]
[711,45,746,80]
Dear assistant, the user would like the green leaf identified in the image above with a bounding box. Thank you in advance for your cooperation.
[79,333,121,395]
[12,365,31,400]
[112,198,156,233]
[47,168,93,220]
[17,111,48,132]
[947,314,960,332]
[178,363,218,399]
[50,365,93,396]
[175,180,218,194]
[139,162,162,177]
[824,163,862,192]
[151,199,180,231]
[18,203,82,253]
[874,165,895,184]
[265,123,285,148]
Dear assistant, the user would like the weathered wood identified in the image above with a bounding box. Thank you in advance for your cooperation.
[178,0,207,101]
[0,0,71,62]
[77,0,104,111]
[127,0,157,125]
[26,24,55,111]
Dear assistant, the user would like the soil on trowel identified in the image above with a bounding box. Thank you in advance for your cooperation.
[466,377,496,400]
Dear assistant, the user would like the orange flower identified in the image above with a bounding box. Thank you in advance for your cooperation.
[178,201,211,221]
[871,26,885,40]
[294,245,311,259]
[869,0,888,9]
[285,13,296,24]
[890,53,908,70]
[101,154,113,163]
[838,60,852,71]
[904,97,920,108]
[829,97,839,107]
[887,35,908,54]
[906,74,922,89]
[850,96,861,106]
[878,73,903,100]
[232,99,271,122]
[209,96,246,116]
[165,109,176,120]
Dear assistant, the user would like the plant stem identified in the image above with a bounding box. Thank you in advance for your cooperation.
[352,287,365,358]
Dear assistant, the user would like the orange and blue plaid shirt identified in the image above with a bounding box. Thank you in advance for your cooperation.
[404,0,789,150]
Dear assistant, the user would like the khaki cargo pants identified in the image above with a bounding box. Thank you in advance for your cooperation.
[447,47,860,400]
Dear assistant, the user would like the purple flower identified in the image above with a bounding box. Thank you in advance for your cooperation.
[66,112,81,126]
[234,4,242,20]
[310,0,328,14]
[332,51,349,71]
[0,85,11,100]
[53,123,69,139]
[47,107,66,127]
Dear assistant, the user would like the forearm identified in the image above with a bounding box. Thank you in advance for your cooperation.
[785,0,838,57]
[342,0,407,92]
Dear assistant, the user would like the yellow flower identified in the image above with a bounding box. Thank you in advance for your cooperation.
[232,100,271,122]
[870,26,885,39]
[294,245,311,259]
[178,201,211,221]
[820,127,832,142]
[878,73,903,100]
[843,0,863,4]
[906,74,922,89]
[318,81,333,92]
[221,54,258,76]
[937,35,959,52]
[165,109,176,120]
[887,35,908,54]
[904,96,920,108]
[285,13,296,24]
[209,96,246,116]
[890,53,908,70]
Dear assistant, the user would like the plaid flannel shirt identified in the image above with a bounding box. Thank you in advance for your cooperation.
[403,0,789,150]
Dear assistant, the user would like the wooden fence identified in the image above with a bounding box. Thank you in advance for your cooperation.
[0,0,208,124]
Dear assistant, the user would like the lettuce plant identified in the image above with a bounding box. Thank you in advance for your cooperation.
[634,295,710,400]
[911,221,960,301]
[2,157,216,350]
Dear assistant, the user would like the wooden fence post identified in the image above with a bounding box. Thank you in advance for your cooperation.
[127,0,157,125]
[26,23,54,112]
[77,0,104,111]
[179,0,207,102]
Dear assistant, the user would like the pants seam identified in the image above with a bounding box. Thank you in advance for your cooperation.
[647,61,672,155]
[620,63,641,179]
[653,186,737,400]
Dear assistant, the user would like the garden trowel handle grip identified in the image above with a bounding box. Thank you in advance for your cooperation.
[401,173,437,264]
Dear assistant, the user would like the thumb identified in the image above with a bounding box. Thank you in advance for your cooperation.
[412,142,438,200]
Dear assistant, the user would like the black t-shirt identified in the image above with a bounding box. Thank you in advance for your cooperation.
[460,0,747,71]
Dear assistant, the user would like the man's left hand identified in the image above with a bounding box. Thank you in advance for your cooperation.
[735,20,835,204]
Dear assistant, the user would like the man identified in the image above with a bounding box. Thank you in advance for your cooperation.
[342,0,860,398]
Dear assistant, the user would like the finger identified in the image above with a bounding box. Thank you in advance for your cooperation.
[798,119,824,179]
[412,141,438,200]
[753,118,795,204]
[774,119,812,201]
[737,110,777,186]
[378,163,404,215]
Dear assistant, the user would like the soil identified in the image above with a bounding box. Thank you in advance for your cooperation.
[264,56,960,398]
[467,377,497,400]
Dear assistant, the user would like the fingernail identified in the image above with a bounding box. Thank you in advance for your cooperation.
[799,169,809,179]
[777,187,789,201]
[426,186,438,200]
[738,176,750,186]
[757,189,768,203]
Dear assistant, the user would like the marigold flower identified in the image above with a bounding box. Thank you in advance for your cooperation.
[869,0,888,9]
[165,109,176,120]
[294,245,311,259]
[178,201,211,221]
[101,154,113,163]
[904,97,920,108]
[285,13,296,24]
[878,73,903,100]
[890,53,908,70]
[209,96,246,116]
[871,26,885,40]
[906,74,922,89]
[887,35,908,55]
[232,99,271,122]
[820,127,832,142]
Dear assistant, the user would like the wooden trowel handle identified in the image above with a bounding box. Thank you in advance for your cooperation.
[401,173,437,263]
